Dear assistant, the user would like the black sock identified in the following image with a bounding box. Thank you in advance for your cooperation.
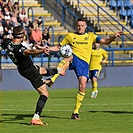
[44,68,58,76]
[35,95,48,115]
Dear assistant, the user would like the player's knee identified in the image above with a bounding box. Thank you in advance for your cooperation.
[37,85,49,97]
[40,67,47,75]
[79,83,86,92]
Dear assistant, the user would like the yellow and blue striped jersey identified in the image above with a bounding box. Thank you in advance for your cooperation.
[60,32,98,64]
[90,48,108,70]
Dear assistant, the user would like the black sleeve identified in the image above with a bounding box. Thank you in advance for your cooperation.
[1,38,12,50]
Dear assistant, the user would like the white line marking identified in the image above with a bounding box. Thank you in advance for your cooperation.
[0,109,73,112]
[0,103,132,112]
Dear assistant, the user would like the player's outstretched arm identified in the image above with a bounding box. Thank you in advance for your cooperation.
[36,44,61,54]
[100,31,123,45]
[49,45,60,52]
[23,46,49,56]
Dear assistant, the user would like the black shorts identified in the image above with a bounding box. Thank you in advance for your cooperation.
[18,65,45,89]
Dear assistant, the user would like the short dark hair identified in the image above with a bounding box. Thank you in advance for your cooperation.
[13,26,24,38]
[76,17,87,23]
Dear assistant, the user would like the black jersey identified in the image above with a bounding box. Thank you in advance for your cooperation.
[2,38,45,89]
[2,38,33,70]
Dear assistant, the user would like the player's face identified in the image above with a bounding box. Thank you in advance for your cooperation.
[93,43,100,49]
[76,21,87,34]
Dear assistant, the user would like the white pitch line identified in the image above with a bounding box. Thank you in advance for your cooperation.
[0,109,73,112]
[0,103,132,112]
[3,103,132,106]
[45,103,132,106]
[84,103,132,106]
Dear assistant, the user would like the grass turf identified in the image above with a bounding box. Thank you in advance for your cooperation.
[0,87,133,133]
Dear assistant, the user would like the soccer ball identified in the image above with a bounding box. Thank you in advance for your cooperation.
[60,45,72,57]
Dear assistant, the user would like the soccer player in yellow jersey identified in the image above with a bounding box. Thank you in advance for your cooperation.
[89,42,108,99]
[45,17,123,120]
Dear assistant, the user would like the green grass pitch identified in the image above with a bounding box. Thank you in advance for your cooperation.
[0,87,133,133]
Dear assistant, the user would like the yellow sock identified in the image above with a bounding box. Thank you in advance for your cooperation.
[74,91,85,114]
[51,74,59,83]
[92,81,98,92]
[51,60,68,83]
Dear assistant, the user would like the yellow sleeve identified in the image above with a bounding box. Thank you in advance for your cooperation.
[60,33,72,46]
[88,32,98,43]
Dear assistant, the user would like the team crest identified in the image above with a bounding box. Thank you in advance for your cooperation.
[84,37,88,40]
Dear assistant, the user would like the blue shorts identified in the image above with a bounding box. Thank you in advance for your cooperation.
[69,54,89,78]
[89,70,100,79]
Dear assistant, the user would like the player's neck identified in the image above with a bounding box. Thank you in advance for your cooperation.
[96,47,100,50]
[13,39,23,44]
[76,32,85,35]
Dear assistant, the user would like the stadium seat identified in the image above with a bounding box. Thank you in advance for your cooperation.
[119,7,133,22]
[1,57,13,63]
[124,0,133,9]
[109,0,124,11]
[119,9,126,20]
[117,0,124,10]
[109,0,116,10]
[127,9,132,20]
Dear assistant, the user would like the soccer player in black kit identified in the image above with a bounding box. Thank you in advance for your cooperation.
[1,25,66,126]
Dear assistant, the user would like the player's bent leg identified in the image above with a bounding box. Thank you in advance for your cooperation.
[58,56,72,76]
[57,60,70,76]
[45,56,72,87]
[37,84,49,96]
[39,67,47,75]
[40,67,59,76]
[45,60,70,88]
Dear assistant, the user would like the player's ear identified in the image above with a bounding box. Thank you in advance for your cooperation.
[85,25,87,29]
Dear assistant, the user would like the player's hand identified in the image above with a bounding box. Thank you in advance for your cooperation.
[100,60,107,65]
[115,31,123,38]
[43,46,50,55]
